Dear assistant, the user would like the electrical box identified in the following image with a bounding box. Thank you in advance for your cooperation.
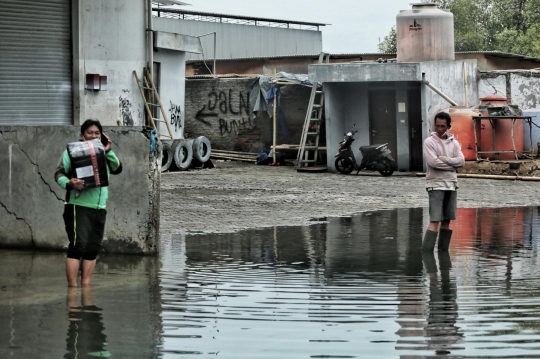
[86,74,107,91]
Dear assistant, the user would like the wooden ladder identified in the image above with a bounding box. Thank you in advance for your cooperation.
[296,52,329,168]
[133,69,174,139]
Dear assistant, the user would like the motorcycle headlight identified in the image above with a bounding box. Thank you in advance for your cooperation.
[347,132,352,136]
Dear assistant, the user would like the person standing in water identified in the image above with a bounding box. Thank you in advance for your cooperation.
[422,112,465,252]
[55,119,122,286]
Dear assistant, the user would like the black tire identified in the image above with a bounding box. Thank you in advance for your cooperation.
[335,156,355,174]
[161,142,174,172]
[192,136,212,163]
[173,139,193,171]
[378,158,394,176]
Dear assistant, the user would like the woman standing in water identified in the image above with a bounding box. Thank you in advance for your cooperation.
[55,119,122,286]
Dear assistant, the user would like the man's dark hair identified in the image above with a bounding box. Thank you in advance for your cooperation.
[81,119,103,135]
[434,112,451,127]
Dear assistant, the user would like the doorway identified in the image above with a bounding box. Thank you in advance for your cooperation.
[407,88,423,171]
[368,90,397,158]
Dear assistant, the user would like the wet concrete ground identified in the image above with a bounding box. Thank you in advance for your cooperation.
[160,161,540,235]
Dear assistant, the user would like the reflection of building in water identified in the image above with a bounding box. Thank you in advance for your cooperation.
[64,287,109,359]
[324,208,423,277]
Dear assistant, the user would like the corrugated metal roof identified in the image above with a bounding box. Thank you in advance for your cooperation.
[186,51,540,63]
[186,53,392,63]
[186,74,262,79]
[152,1,191,6]
[467,51,540,62]
[153,8,328,27]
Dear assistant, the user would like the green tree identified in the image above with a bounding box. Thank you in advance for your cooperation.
[377,26,397,54]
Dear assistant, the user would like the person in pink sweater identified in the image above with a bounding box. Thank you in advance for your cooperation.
[422,112,465,252]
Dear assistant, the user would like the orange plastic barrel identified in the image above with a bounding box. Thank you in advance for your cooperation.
[480,94,508,106]
[479,95,523,160]
[448,107,481,161]
[494,118,523,160]
[478,96,506,159]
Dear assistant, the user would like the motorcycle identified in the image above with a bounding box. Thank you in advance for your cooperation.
[334,125,395,176]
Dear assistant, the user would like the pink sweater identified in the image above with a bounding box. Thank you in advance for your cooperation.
[424,132,465,183]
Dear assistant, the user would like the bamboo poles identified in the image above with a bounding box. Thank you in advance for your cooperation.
[416,172,540,181]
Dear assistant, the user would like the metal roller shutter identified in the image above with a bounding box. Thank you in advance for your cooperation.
[0,0,72,125]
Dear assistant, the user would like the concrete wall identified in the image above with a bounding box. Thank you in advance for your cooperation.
[324,82,369,171]
[153,17,322,62]
[154,49,187,139]
[479,71,540,110]
[510,72,540,109]
[73,0,147,127]
[184,78,311,152]
[419,60,479,135]
[312,60,478,172]
[479,71,540,150]
[73,1,192,139]
[524,110,540,152]
[0,126,160,254]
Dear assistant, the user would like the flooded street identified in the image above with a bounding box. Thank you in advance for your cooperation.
[2,207,540,358]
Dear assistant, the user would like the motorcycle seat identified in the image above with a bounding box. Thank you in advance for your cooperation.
[360,144,385,155]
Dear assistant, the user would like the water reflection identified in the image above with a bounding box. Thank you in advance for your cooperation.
[0,251,161,359]
[2,207,540,358]
[421,252,462,354]
[64,286,109,358]
[159,206,540,358]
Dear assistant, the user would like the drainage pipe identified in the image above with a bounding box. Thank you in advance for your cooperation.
[196,32,217,77]
[146,0,153,78]
[421,73,458,106]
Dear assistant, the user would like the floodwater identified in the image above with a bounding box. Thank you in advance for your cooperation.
[2,207,540,358]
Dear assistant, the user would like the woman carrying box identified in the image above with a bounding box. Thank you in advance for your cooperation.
[55,119,122,287]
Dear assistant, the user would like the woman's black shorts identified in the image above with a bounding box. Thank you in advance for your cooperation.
[63,204,106,261]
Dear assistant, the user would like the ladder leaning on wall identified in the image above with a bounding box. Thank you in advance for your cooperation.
[133,69,174,139]
[296,52,330,169]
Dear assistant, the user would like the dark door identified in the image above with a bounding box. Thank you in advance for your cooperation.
[408,89,423,171]
[368,90,397,157]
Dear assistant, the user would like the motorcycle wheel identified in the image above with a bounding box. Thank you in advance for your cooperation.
[378,158,394,176]
[335,156,355,174]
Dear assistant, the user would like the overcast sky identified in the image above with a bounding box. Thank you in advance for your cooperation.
[165,0,415,53]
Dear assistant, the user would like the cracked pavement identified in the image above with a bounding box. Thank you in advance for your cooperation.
[160,161,540,235]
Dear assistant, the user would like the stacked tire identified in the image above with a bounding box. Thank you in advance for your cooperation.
[161,142,174,172]
[191,136,212,165]
[161,137,211,172]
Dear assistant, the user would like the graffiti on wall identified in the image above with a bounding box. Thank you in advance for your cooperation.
[169,101,182,131]
[119,91,135,126]
[195,89,251,136]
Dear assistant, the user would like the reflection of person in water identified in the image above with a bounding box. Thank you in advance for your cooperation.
[64,286,110,359]
[422,252,463,355]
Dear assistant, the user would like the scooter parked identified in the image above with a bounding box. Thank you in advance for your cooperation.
[334,125,395,176]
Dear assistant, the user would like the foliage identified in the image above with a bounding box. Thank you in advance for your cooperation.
[378,0,540,57]
[377,26,397,54]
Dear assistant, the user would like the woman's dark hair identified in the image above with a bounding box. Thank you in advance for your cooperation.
[81,119,103,135]
[434,112,451,127]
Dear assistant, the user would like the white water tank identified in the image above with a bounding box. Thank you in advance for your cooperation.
[396,3,454,62]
